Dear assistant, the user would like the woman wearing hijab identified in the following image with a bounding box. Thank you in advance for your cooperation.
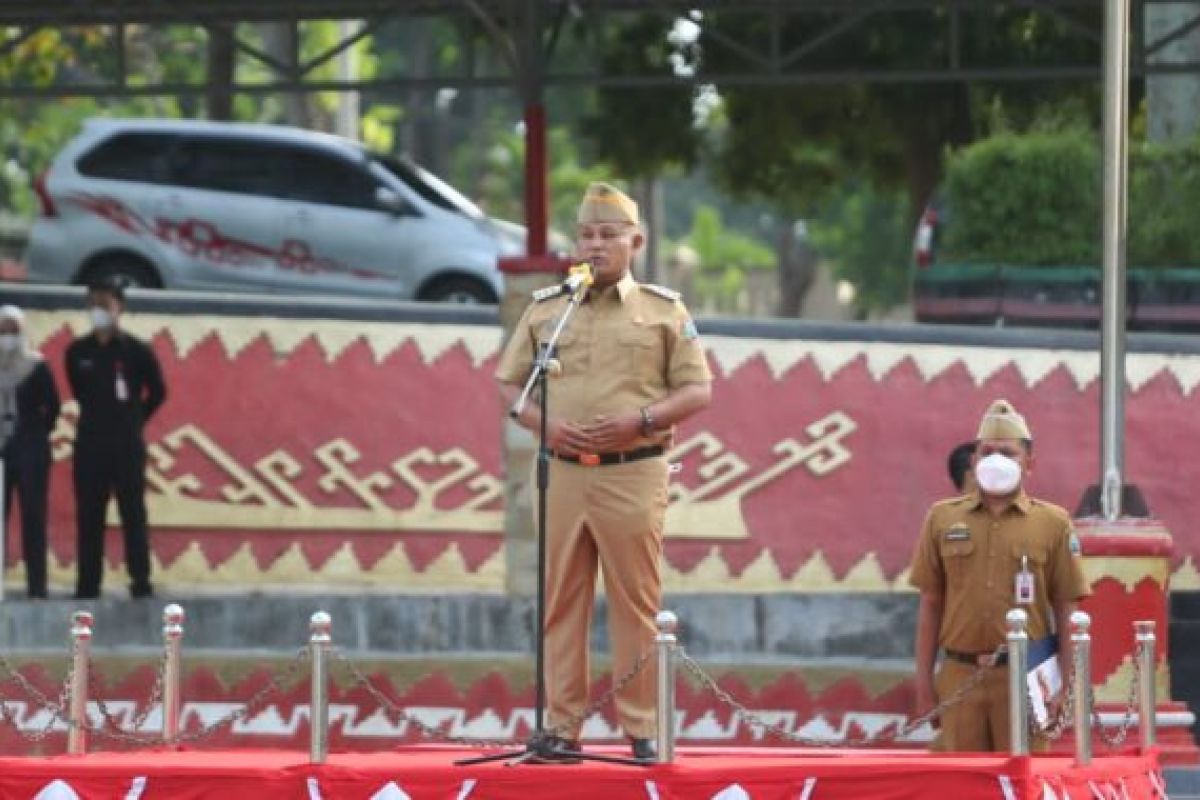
[0,305,60,598]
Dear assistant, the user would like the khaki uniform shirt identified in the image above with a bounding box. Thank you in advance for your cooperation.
[495,272,711,448]
[908,490,1090,652]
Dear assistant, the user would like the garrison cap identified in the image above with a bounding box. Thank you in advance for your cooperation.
[976,398,1032,441]
[577,182,639,226]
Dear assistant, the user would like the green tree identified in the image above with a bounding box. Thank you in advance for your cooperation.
[685,204,775,310]
[808,184,912,317]
[579,15,701,177]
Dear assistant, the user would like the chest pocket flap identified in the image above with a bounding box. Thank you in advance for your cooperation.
[1010,542,1049,565]
[939,539,975,559]
[616,323,660,349]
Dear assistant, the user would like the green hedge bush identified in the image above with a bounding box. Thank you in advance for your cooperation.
[940,130,1200,268]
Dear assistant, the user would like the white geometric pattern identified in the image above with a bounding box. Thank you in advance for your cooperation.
[368,783,413,800]
[33,782,79,800]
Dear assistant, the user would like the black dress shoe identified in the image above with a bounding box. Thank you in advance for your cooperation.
[130,583,154,599]
[629,737,656,761]
[537,734,582,763]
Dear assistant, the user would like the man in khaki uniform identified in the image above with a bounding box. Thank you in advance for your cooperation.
[495,182,712,760]
[909,399,1089,752]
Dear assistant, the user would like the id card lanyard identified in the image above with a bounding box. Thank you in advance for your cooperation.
[1015,554,1035,605]
[114,360,129,402]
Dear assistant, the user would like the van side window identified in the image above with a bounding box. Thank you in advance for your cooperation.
[274,150,378,210]
[169,138,283,196]
[77,133,177,183]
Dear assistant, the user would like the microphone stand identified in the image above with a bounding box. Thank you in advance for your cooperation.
[456,280,646,768]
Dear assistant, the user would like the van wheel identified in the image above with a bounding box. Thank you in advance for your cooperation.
[79,254,162,289]
[420,276,496,304]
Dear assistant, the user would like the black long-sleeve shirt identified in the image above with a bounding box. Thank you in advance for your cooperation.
[65,331,166,443]
[2,360,60,454]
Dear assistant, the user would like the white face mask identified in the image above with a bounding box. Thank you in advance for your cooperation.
[975,453,1022,496]
[0,334,19,353]
[89,307,115,331]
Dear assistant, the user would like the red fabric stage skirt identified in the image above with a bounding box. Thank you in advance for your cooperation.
[0,746,1165,799]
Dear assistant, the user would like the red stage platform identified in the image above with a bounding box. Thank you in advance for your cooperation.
[0,746,1166,799]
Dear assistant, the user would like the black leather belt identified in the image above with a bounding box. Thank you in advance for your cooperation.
[552,445,665,466]
[944,648,1009,667]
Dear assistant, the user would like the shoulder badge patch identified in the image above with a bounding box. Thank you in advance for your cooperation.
[681,317,699,340]
[532,285,563,302]
[641,283,681,302]
[1068,529,1082,556]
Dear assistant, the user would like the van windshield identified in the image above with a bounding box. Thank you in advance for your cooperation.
[371,154,484,220]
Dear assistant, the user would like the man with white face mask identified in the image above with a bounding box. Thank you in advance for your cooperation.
[0,305,60,598]
[908,399,1089,752]
[65,277,166,599]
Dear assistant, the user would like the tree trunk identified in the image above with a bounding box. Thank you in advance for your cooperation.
[205,23,235,121]
[775,219,816,317]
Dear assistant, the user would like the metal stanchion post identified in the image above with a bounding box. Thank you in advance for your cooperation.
[309,611,332,765]
[1006,609,1030,755]
[162,604,185,743]
[1072,611,1093,766]
[67,610,93,756]
[1135,620,1157,751]
[655,610,678,764]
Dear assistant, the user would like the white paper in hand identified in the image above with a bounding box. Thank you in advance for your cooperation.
[1027,654,1063,730]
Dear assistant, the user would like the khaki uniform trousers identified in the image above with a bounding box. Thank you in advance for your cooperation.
[934,660,1049,753]
[540,454,669,740]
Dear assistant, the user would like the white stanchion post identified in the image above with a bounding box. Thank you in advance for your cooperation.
[67,610,93,755]
[655,610,678,764]
[162,604,185,743]
[1135,620,1157,751]
[1006,608,1030,756]
[309,611,332,765]
[1072,611,1093,766]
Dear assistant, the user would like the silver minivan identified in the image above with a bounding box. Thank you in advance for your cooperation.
[24,118,509,302]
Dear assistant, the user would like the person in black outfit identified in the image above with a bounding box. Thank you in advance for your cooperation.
[0,305,60,599]
[947,440,977,494]
[66,277,166,599]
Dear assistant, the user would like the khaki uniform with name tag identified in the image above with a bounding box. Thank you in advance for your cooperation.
[908,490,1089,751]
[495,270,710,740]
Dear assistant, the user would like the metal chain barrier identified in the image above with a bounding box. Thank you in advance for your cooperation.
[334,650,518,750]
[1091,640,1144,749]
[1027,637,1145,749]
[0,652,77,744]
[334,647,653,751]
[171,648,311,745]
[0,615,1153,755]
[82,648,309,747]
[675,644,998,748]
[87,642,171,746]
[549,650,653,741]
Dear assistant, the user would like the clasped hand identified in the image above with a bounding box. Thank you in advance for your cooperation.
[547,412,642,456]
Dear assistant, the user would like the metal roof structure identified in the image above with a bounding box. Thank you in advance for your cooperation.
[2,0,1199,99]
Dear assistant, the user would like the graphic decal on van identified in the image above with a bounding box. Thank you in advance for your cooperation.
[68,192,387,280]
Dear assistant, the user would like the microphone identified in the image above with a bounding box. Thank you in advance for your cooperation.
[562,262,594,298]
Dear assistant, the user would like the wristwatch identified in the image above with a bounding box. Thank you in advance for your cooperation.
[639,406,656,436]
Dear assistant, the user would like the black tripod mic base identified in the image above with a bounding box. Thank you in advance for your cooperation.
[453,734,653,767]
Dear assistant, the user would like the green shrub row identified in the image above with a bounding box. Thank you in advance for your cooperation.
[940,130,1200,268]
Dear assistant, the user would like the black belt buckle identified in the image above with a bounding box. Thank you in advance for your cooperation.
[946,648,1008,667]
[555,445,663,467]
